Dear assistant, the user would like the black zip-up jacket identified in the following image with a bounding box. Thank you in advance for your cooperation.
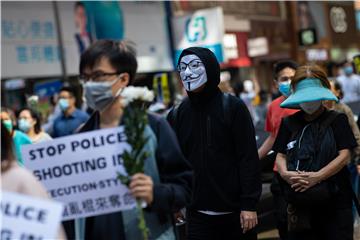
[167,47,261,212]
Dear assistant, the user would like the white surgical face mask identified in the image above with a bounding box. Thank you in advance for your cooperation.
[299,101,322,114]
[178,54,207,92]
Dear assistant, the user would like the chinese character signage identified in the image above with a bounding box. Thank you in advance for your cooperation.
[1,2,62,78]
[172,7,225,64]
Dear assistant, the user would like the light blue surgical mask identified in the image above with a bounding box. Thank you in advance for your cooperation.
[344,66,353,75]
[278,81,291,97]
[18,119,31,133]
[59,98,70,111]
[83,77,123,111]
[3,120,13,132]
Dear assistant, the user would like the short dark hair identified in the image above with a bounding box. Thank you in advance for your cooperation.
[59,86,76,98]
[273,60,299,80]
[79,40,138,84]
[19,108,42,134]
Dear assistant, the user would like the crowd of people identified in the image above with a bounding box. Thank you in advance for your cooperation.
[2,39,360,240]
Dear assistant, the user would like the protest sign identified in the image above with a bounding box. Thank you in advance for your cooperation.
[22,126,137,220]
[1,191,63,240]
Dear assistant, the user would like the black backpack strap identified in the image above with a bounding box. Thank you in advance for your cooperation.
[167,98,188,134]
[167,104,180,135]
[171,104,179,127]
[222,93,232,127]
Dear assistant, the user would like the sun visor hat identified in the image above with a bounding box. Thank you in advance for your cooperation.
[280,78,338,109]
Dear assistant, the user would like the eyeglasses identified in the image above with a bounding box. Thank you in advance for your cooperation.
[79,71,121,82]
[177,60,203,72]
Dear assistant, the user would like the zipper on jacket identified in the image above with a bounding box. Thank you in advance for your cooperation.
[207,116,211,147]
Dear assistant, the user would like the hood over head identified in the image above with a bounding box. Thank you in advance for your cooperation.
[178,47,221,106]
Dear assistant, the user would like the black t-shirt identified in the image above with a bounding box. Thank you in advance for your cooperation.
[273,110,357,154]
[273,110,357,209]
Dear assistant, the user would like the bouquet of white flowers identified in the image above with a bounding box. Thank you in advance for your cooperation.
[117,86,154,240]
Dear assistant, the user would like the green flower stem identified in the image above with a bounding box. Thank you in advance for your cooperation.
[137,199,149,240]
[117,101,151,239]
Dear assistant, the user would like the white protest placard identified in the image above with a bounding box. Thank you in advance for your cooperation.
[1,191,63,240]
[21,126,137,221]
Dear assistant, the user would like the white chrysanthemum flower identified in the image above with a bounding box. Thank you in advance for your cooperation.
[143,90,154,102]
[121,86,154,107]
[27,95,39,103]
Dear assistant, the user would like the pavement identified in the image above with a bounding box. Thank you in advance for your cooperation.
[258,229,279,240]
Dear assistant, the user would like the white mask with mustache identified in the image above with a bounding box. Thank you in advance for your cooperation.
[178,54,207,91]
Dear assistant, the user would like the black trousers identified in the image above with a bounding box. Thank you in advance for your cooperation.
[288,206,353,240]
[187,210,257,240]
[271,174,289,240]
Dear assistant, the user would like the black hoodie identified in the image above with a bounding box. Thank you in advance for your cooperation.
[167,47,261,212]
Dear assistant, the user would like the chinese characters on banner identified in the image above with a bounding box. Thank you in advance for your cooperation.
[2,19,59,64]
[21,127,137,220]
[1,2,62,78]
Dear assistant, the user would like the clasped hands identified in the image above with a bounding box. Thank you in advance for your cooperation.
[282,170,323,192]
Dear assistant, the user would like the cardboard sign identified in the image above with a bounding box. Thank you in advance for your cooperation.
[1,191,63,240]
[22,126,137,220]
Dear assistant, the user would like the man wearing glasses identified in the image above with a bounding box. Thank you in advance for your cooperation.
[52,86,89,138]
[64,40,192,240]
[167,47,261,239]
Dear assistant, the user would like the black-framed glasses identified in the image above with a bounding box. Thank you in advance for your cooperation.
[177,60,203,72]
[79,71,120,82]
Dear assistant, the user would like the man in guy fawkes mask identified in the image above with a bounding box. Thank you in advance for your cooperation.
[167,47,261,240]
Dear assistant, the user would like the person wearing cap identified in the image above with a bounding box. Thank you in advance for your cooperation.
[167,47,261,239]
[273,65,357,239]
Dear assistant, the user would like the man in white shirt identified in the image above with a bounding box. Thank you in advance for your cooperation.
[337,61,360,103]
